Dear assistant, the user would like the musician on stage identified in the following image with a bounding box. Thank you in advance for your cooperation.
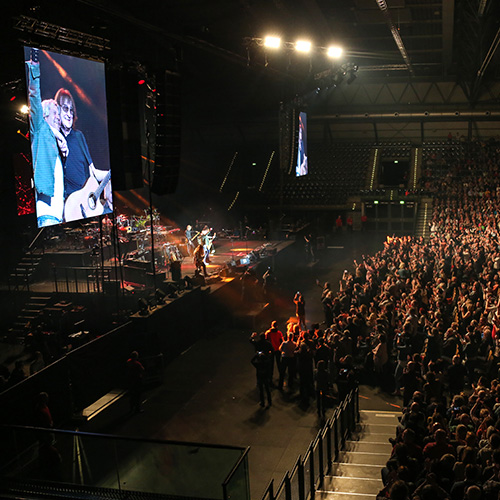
[185,225,196,256]
[54,88,112,220]
[193,243,208,277]
[201,226,216,262]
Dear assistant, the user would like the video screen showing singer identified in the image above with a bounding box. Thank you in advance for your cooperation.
[24,46,113,227]
[296,112,308,177]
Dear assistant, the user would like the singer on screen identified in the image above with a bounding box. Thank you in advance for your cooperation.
[296,114,308,176]
[26,57,67,227]
[54,88,112,222]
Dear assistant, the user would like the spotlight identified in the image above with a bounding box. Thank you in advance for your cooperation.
[20,105,29,114]
[264,36,281,49]
[327,46,343,59]
[295,40,311,53]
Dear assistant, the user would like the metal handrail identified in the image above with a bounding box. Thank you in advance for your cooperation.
[222,446,251,500]
[1,424,248,450]
[260,387,359,500]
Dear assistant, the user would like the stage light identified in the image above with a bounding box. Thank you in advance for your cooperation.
[374,200,379,204]
[155,288,166,304]
[20,105,29,114]
[138,298,149,315]
[346,71,357,84]
[295,40,311,53]
[10,96,16,102]
[400,200,405,205]
[264,36,281,49]
[327,46,343,59]
[138,79,145,85]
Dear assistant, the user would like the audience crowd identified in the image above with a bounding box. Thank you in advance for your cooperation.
[249,138,500,500]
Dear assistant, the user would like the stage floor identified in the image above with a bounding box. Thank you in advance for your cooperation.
[13,239,293,294]
[161,239,291,278]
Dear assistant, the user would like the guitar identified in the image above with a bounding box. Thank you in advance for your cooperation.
[64,171,111,222]
[205,232,217,252]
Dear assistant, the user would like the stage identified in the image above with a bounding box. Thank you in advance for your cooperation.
[12,236,293,296]
[153,238,288,280]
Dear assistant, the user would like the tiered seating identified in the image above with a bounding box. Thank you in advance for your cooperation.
[263,142,373,205]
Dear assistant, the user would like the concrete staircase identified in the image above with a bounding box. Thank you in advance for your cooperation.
[5,293,53,344]
[316,409,399,500]
[414,198,433,240]
[9,253,43,291]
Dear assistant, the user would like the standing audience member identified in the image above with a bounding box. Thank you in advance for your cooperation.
[34,392,61,481]
[126,351,145,413]
[9,360,26,387]
[315,360,329,419]
[251,350,272,408]
[294,292,307,330]
[265,321,284,384]
[279,333,297,390]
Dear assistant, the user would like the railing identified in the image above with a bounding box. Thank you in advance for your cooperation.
[53,266,119,294]
[222,446,251,500]
[0,425,250,500]
[261,387,359,500]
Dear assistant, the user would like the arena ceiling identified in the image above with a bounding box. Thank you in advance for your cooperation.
[3,0,500,116]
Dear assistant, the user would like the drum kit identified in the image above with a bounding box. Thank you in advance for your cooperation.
[44,209,185,266]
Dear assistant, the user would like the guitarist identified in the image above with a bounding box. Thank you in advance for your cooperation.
[193,244,208,277]
[185,225,196,256]
[201,226,216,263]
[54,88,112,221]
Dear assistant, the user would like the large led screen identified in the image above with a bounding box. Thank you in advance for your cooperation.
[296,111,308,177]
[24,46,113,227]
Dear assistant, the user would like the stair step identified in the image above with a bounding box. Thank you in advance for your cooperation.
[323,475,382,495]
[31,295,52,300]
[24,307,43,312]
[331,463,382,479]
[338,451,388,466]
[315,491,376,500]
[345,441,392,453]
[359,410,400,425]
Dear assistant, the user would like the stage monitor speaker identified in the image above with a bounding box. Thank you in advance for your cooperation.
[170,261,182,281]
[152,69,181,195]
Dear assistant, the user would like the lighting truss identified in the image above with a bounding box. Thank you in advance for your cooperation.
[13,15,110,53]
[246,37,342,59]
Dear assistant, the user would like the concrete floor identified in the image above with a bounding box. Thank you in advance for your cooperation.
[0,233,400,500]
[72,231,401,499]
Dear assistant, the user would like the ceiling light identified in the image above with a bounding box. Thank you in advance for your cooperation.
[295,40,311,53]
[264,36,281,49]
[327,46,343,59]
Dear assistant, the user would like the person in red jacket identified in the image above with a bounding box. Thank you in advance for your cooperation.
[265,320,284,385]
[127,351,145,413]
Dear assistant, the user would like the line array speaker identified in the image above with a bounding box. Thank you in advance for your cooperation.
[152,70,181,195]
